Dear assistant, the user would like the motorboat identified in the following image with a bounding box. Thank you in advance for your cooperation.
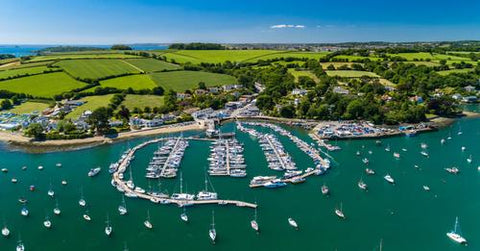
[384,174,395,184]
[288,218,298,229]
[88,167,101,177]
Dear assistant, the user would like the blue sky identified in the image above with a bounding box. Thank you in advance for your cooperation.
[1,0,479,44]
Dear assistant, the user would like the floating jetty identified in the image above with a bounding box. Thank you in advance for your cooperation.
[111,137,257,209]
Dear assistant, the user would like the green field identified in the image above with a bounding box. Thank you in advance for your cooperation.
[150,70,237,92]
[0,58,19,65]
[56,59,140,80]
[245,51,330,62]
[0,61,54,70]
[436,68,474,76]
[0,66,52,79]
[388,52,475,65]
[66,94,114,119]
[7,101,50,114]
[121,95,164,110]
[325,70,380,78]
[332,55,382,62]
[27,53,140,62]
[99,74,157,90]
[0,72,86,98]
[320,62,356,69]
[124,58,180,72]
[288,69,319,83]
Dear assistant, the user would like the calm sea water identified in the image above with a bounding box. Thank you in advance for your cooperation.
[0,118,479,250]
[0,45,167,57]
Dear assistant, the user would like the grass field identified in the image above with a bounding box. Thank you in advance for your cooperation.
[121,95,164,110]
[66,94,114,119]
[0,66,52,79]
[288,69,319,83]
[150,70,237,92]
[325,70,380,78]
[27,53,140,62]
[8,101,50,114]
[388,52,475,65]
[245,51,330,62]
[436,68,474,76]
[56,59,140,80]
[332,55,383,62]
[0,72,86,98]
[0,61,54,70]
[0,58,19,65]
[99,74,157,90]
[124,58,180,72]
[320,62,356,69]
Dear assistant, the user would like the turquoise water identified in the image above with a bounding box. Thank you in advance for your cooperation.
[0,45,167,57]
[0,119,479,250]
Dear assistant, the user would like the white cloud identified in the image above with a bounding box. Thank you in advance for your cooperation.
[270,24,305,29]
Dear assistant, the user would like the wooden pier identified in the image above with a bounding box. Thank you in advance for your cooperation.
[112,137,257,209]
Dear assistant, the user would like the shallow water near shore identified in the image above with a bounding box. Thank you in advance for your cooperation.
[0,118,479,250]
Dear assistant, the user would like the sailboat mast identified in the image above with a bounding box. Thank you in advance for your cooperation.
[180,173,183,194]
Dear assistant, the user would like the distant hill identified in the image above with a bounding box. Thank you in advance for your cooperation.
[37,46,106,54]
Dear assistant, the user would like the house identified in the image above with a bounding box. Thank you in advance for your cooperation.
[409,96,424,104]
[464,85,476,92]
[462,96,478,103]
[452,94,463,100]
[129,117,163,128]
[333,86,350,95]
[192,108,214,119]
[109,120,124,127]
[176,93,191,100]
[225,101,244,110]
[194,89,208,95]
[223,84,243,91]
[291,88,308,96]
[254,82,265,93]
[208,87,220,94]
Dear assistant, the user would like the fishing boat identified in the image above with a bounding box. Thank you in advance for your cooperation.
[61,180,67,185]
[11,178,17,183]
[384,174,395,184]
[53,200,61,215]
[287,218,298,229]
[335,203,345,219]
[356,151,360,156]
[2,225,9,237]
[105,215,112,236]
[118,195,128,215]
[43,216,52,228]
[88,167,101,177]
[209,211,217,243]
[56,163,62,167]
[446,217,467,245]
[180,207,188,222]
[16,240,25,251]
[144,210,153,229]
[445,167,459,174]
[250,208,259,232]
[321,184,329,195]
[358,178,367,190]
[365,168,375,175]
[38,166,43,170]
[423,185,430,191]
[20,207,29,217]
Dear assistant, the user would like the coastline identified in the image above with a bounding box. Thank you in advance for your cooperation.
[2,123,204,153]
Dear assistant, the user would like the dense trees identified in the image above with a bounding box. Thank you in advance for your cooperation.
[169,43,225,50]
[86,107,113,135]
[111,45,132,50]
[24,123,45,140]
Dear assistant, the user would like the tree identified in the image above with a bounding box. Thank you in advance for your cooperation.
[111,44,132,50]
[164,89,178,111]
[279,105,295,118]
[152,86,164,95]
[0,99,12,110]
[24,123,44,140]
[86,107,113,135]
[117,105,130,121]
[198,81,207,90]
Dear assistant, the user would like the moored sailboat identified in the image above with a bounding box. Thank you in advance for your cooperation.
[446,217,467,245]
[209,211,217,243]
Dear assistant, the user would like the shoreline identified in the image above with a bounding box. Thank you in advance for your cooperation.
[1,111,479,152]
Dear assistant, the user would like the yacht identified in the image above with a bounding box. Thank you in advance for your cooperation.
[180,207,188,222]
[358,178,367,190]
[446,217,467,244]
[467,155,472,164]
[2,225,9,237]
[362,158,369,164]
[47,183,55,197]
[209,211,217,243]
[251,208,259,232]
[356,151,360,156]
[16,240,25,251]
[83,210,91,221]
[171,173,195,200]
[263,179,287,188]
[144,210,153,229]
[321,184,329,195]
[21,207,29,217]
[53,200,61,215]
[43,216,52,228]
[105,215,112,236]
[423,185,430,191]
[118,196,128,215]
[196,174,218,200]
[384,174,395,184]
[88,167,101,177]
[288,218,298,229]
[420,151,429,157]
[365,168,375,175]
[385,145,391,152]
[445,167,459,174]
[461,146,466,152]
[393,152,400,159]
[38,166,43,170]
[79,188,86,207]
[1,168,7,173]
[420,143,428,149]
[441,139,445,144]
[335,203,345,219]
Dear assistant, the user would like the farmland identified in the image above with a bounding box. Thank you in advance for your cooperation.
[288,69,319,83]
[332,55,382,62]
[27,53,140,62]
[436,68,474,76]
[150,70,237,92]
[8,101,51,114]
[325,70,380,78]
[0,72,86,98]
[65,94,115,119]
[244,51,330,62]
[388,52,475,65]
[56,59,140,80]
[124,58,180,72]
[121,95,164,110]
[99,74,157,90]
[0,66,53,80]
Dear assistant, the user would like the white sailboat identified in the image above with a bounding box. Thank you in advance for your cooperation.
[53,199,61,215]
[446,217,467,244]
[171,173,195,201]
[180,207,188,222]
[209,211,217,243]
[47,183,55,198]
[144,210,153,229]
[16,239,25,251]
[83,210,91,221]
[126,167,135,190]
[250,208,259,233]
[335,203,345,219]
[288,217,298,229]
[1,223,9,237]
[196,173,217,200]
[105,215,112,236]
[118,195,128,215]
[79,188,86,207]
[43,215,52,229]
[358,178,367,190]
[467,155,472,164]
